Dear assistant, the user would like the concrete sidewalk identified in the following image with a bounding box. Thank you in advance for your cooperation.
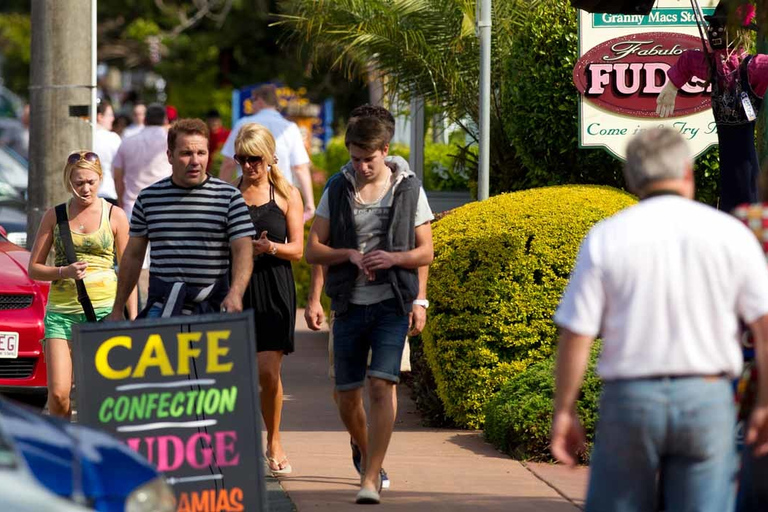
[270,312,589,511]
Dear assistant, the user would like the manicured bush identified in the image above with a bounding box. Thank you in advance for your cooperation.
[421,185,636,428]
[484,343,602,462]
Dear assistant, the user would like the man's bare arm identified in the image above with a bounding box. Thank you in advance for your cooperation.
[746,314,768,456]
[292,163,315,221]
[109,236,148,320]
[550,327,593,466]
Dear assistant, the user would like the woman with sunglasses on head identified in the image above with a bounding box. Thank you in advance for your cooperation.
[234,123,304,474]
[28,151,137,418]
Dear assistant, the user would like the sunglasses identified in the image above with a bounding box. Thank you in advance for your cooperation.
[67,152,99,165]
[234,154,263,166]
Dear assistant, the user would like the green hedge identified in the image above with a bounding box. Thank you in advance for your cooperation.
[484,343,602,462]
[421,185,636,428]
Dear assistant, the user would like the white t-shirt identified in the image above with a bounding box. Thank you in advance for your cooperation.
[554,195,768,380]
[93,128,122,200]
[221,109,310,185]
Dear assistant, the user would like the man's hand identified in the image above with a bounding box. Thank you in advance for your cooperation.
[220,292,243,313]
[303,204,316,223]
[409,304,427,336]
[349,250,374,280]
[656,81,679,118]
[746,401,768,457]
[550,409,586,467]
[363,250,397,272]
[107,309,125,322]
[304,299,326,330]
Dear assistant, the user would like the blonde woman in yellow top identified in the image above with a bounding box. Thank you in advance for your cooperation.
[28,151,137,418]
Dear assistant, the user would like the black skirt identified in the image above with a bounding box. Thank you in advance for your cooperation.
[244,255,296,354]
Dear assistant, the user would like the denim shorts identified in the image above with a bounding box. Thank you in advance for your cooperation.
[332,299,410,391]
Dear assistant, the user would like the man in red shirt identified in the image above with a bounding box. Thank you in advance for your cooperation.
[206,109,230,173]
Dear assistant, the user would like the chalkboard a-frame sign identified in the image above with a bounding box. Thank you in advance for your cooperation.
[72,311,266,512]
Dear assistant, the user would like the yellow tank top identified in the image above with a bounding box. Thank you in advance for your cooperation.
[47,198,117,314]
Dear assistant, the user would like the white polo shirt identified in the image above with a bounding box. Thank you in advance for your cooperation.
[554,195,768,380]
[221,109,310,185]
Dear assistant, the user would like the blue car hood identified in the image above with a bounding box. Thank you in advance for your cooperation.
[0,400,158,507]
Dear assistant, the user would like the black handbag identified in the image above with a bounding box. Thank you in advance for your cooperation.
[54,203,100,322]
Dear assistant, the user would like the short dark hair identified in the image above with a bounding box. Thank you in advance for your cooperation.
[206,109,221,120]
[252,84,279,107]
[349,104,395,141]
[345,116,393,152]
[96,99,112,116]
[145,103,167,126]
[168,118,209,152]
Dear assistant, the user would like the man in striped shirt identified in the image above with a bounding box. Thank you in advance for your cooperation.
[109,118,254,319]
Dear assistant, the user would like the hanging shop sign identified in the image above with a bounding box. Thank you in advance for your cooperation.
[575,1,718,160]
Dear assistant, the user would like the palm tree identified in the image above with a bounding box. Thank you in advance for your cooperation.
[275,0,535,193]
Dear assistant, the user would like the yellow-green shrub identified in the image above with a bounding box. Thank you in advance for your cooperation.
[422,185,636,428]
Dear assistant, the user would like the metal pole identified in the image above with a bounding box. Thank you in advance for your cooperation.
[91,0,97,143]
[28,0,92,247]
[477,0,491,200]
[409,95,425,181]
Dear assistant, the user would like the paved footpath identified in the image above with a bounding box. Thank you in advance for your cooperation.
[269,312,589,511]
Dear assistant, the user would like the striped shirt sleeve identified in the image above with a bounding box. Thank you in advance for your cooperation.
[227,189,257,241]
[129,195,148,237]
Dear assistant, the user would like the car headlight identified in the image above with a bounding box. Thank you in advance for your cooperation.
[125,477,176,512]
[6,232,26,248]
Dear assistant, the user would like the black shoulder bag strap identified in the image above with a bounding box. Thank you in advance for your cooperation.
[55,203,98,322]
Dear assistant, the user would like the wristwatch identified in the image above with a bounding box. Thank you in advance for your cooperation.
[269,243,278,255]
[413,299,429,309]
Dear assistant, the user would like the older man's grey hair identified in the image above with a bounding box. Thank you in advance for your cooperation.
[624,128,691,193]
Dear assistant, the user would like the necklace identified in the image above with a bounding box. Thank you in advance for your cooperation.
[353,174,391,205]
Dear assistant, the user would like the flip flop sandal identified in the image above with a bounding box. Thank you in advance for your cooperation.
[265,454,293,475]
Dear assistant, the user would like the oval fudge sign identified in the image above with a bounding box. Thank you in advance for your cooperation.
[573,32,711,118]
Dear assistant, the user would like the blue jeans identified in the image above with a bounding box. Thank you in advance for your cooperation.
[586,377,737,512]
[145,304,163,319]
[332,299,410,391]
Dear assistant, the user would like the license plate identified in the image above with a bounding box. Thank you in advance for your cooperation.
[0,332,19,359]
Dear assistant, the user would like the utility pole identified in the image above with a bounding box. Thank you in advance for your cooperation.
[477,0,492,200]
[28,0,93,247]
[409,95,425,181]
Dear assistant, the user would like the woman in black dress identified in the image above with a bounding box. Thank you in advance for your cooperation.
[234,123,304,474]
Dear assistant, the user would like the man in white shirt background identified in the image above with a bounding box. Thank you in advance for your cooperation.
[122,102,146,140]
[219,84,315,221]
[551,128,768,511]
[93,99,121,201]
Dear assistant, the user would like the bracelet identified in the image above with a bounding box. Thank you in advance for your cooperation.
[58,266,63,278]
[269,243,278,256]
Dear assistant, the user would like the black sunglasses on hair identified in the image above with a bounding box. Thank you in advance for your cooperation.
[67,151,99,165]
[234,154,263,166]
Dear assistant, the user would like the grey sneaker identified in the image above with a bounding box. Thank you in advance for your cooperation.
[351,438,391,490]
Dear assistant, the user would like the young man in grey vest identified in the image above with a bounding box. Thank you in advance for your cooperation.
[307,111,433,504]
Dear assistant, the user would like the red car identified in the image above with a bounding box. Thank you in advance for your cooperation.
[0,225,48,406]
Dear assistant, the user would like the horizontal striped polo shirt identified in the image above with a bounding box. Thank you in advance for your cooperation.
[129,175,256,287]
